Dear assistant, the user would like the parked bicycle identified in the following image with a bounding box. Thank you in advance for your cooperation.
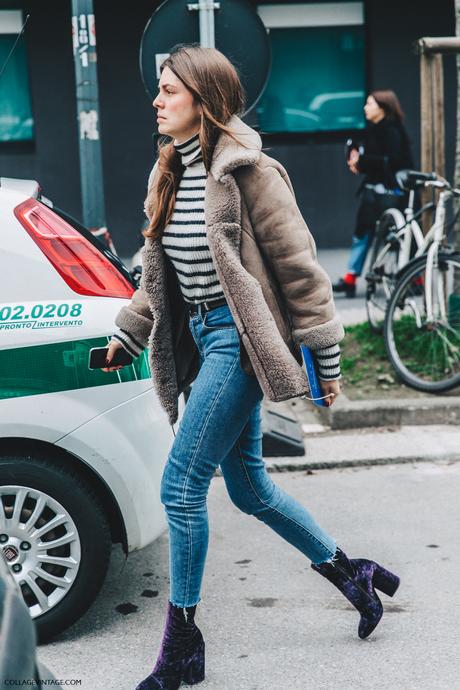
[383,173,460,392]
[365,169,437,333]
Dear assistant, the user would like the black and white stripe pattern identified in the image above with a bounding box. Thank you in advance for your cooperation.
[111,328,144,357]
[314,344,341,380]
[161,132,225,305]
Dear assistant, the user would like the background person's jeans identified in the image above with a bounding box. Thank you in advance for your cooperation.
[347,232,371,276]
[160,304,337,608]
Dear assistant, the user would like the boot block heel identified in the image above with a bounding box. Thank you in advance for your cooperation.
[373,564,400,597]
[182,640,205,685]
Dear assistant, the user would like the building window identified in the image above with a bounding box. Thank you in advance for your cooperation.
[0,10,34,142]
[257,2,365,133]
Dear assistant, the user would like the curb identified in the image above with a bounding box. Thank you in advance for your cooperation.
[316,395,460,430]
[213,450,460,475]
[263,452,460,473]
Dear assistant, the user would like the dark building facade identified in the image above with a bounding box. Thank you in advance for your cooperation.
[0,0,456,257]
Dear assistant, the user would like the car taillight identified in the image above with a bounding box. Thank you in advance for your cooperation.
[14,198,134,298]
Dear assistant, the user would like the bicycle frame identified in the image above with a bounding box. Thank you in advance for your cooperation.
[398,190,422,266]
[424,188,449,322]
[373,192,438,273]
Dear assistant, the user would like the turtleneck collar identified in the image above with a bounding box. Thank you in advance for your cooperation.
[174,132,202,167]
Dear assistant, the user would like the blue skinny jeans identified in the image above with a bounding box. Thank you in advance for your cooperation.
[160,304,337,608]
[347,233,371,276]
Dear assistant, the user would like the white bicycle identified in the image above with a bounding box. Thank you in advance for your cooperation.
[383,175,460,392]
[365,170,438,333]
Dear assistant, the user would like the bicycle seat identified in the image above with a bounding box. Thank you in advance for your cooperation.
[396,169,437,191]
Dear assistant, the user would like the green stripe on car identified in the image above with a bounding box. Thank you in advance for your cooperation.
[0,337,151,400]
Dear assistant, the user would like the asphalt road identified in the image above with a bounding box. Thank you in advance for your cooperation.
[38,458,460,690]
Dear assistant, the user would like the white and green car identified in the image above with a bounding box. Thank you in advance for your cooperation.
[0,178,173,642]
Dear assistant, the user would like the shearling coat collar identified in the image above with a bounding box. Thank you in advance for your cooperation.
[209,115,262,181]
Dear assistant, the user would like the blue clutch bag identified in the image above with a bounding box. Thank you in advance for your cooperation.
[300,344,328,407]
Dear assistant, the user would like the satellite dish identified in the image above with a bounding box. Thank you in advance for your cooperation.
[139,0,271,121]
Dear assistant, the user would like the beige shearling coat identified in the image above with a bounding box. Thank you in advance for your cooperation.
[115,116,344,425]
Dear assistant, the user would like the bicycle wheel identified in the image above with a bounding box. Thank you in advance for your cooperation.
[366,209,404,334]
[384,252,460,392]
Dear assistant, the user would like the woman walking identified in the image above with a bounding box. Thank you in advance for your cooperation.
[104,46,400,690]
[333,90,413,297]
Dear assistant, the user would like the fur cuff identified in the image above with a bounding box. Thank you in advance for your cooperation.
[115,306,152,349]
[293,316,345,350]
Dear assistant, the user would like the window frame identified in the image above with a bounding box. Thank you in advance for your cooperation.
[256,1,371,141]
[0,8,35,148]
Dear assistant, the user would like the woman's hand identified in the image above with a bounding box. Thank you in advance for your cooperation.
[319,379,341,407]
[101,340,126,373]
[347,148,360,175]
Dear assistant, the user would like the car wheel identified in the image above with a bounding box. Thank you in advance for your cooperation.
[0,454,111,642]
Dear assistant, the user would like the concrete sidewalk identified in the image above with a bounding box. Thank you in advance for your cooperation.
[261,424,460,472]
[261,393,460,472]
[318,248,368,325]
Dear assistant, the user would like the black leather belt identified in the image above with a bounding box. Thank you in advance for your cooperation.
[188,297,227,315]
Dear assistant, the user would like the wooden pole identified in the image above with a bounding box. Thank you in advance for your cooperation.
[432,54,445,179]
[419,34,460,295]
[418,36,460,54]
[454,2,460,293]
[420,52,433,173]
[420,51,434,231]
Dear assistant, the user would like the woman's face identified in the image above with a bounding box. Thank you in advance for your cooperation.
[153,66,202,143]
[364,95,385,123]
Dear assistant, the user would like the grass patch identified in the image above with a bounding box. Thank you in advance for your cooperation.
[339,321,422,398]
[341,322,389,387]
[340,320,460,400]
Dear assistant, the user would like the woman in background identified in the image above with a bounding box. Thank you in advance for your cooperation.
[333,90,413,297]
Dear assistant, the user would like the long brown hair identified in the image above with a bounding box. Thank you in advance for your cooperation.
[371,90,405,122]
[143,44,245,240]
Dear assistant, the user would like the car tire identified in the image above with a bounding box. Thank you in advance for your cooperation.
[0,454,111,643]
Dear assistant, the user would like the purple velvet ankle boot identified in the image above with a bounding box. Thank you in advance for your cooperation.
[135,601,205,690]
[311,547,400,639]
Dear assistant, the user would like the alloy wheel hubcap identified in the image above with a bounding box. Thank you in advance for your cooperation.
[0,486,81,618]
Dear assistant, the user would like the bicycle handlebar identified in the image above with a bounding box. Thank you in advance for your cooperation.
[423,179,447,188]
[395,169,458,194]
[421,180,460,200]
[420,174,455,192]
[410,171,438,182]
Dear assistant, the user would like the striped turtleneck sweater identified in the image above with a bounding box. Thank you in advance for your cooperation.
[111,131,341,380]
[161,132,225,305]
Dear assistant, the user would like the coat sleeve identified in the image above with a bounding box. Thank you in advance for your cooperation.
[112,277,154,354]
[241,163,344,350]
